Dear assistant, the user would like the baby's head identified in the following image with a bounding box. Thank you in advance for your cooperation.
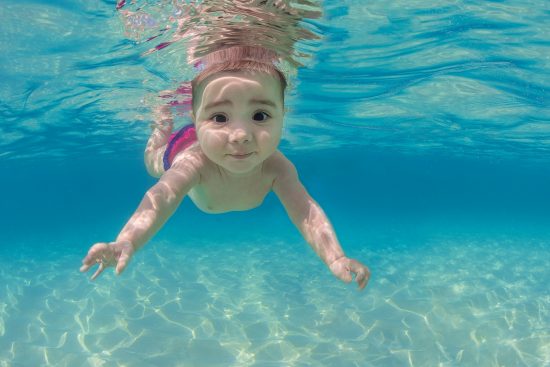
[190,46,287,113]
[189,46,288,175]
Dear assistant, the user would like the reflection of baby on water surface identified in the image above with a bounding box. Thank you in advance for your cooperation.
[81,3,370,290]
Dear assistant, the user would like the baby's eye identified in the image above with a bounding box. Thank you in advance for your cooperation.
[211,114,228,123]
[253,111,270,122]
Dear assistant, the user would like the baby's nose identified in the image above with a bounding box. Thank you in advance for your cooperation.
[229,126,251,143]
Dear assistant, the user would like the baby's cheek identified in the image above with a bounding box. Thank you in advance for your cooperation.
[257,129,281,148]
[201,130,227,148]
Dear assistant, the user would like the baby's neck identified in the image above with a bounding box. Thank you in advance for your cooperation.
[216,162,264,180]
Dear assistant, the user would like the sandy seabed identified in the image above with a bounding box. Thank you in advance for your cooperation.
[0,235,548,367]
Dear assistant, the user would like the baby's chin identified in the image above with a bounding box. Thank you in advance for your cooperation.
[221,159,261,175]
[216,153,271,175]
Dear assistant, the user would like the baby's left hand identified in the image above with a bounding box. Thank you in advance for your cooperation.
[329,257,370,290]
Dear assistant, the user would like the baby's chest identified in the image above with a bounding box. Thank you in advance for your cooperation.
[188,180,272,213]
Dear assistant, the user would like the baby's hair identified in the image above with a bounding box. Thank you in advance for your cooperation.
[191,46,287,111]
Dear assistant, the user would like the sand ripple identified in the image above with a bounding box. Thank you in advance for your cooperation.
[0,236,548,366]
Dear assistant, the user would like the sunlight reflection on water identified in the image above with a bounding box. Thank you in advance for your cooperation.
[116,0,322,68]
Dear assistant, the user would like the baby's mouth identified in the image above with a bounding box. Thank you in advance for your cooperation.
[227,152,254,159]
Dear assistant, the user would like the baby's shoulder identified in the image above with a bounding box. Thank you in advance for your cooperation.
[262,150,298,179]
[170,143,207,174]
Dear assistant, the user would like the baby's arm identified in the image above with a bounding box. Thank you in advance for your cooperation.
[81,157,200,279]
[116,162,198,251]
[272,155,370,290]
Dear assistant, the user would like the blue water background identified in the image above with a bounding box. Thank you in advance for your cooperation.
[1,0,548,243]
[0,0,549,366]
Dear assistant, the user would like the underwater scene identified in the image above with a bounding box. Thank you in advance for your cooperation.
[0,0,549,366]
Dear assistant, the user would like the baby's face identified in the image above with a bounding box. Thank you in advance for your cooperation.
[192,71,284,175]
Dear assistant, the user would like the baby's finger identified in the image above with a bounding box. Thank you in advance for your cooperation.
[356,271,369,290]
[333,267,352,283]
[91,262,106,280]
[81,243,108,266]
[79,263,92,273]
[347,260,370,290]
[115,252,130,275]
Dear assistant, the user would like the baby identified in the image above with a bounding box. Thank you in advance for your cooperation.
[80,46,370,290]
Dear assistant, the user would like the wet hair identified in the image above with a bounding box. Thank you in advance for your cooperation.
[190,46,287,112]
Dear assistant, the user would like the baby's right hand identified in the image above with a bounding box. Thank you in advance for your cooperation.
[80,240,134,280]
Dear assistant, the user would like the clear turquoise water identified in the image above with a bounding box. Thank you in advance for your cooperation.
[1,1,549,366]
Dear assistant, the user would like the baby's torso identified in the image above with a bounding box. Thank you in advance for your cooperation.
[181,147,277,213]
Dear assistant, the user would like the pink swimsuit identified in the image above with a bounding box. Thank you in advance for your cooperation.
[163,124,197,170]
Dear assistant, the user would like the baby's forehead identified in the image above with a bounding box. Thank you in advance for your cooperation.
[192,69,285,112]
[199,71,283,101]
[204,70,280,89]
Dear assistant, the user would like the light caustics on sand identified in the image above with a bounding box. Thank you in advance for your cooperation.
[0,238,548,366]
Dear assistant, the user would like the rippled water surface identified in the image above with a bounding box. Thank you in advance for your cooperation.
[1,1,549,366]
[2,0,548,160]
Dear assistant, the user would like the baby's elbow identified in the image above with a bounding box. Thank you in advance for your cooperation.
[148,183,182,211]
